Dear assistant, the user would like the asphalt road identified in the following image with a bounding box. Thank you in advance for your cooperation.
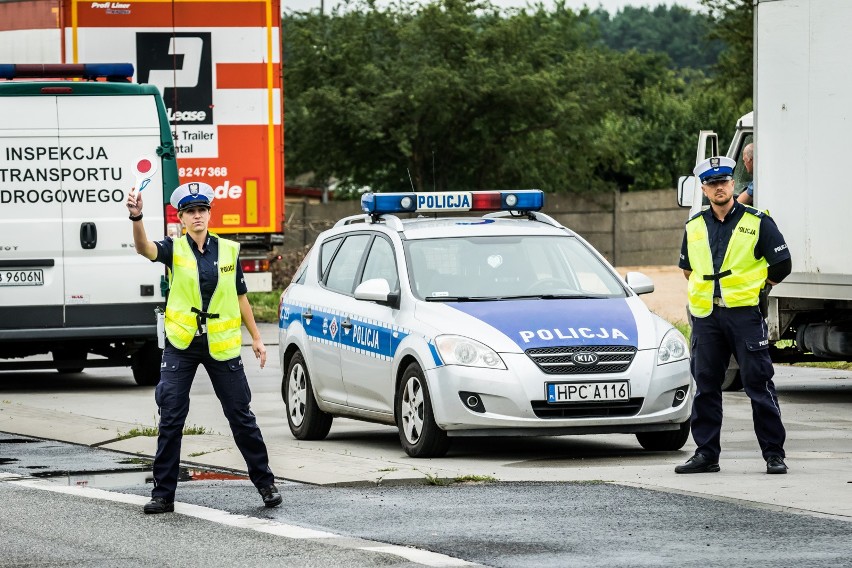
[2,324,852,566]
[2,433,851,568]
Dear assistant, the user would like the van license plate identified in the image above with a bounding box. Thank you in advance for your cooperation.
[0,269,44,286]
[547,381,629,403]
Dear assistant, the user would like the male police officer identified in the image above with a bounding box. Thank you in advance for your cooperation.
[126,182,283,513]
[676,156,792,475]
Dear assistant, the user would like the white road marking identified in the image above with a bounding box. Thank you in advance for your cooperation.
[4,476,479,567]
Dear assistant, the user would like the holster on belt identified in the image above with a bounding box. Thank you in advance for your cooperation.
[191,307,219,336]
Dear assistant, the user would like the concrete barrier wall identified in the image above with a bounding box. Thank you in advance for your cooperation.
[282,189,686,267]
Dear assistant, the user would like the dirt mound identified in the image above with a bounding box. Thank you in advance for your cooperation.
[617,265,687,324]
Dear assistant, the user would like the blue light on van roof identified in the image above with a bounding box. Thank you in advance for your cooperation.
[361,190,544,215]
[0,63,134,81]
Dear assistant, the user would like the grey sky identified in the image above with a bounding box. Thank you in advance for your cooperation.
[282,0,706,14]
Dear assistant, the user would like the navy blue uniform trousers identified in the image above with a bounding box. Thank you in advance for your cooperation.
[152,336,275,501]
[690,305,785,461]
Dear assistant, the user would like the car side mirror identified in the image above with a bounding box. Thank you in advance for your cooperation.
[626,271,654,295]
[677,176,694,208]
[354,278,400,308]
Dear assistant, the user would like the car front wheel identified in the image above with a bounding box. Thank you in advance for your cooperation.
[635,421,691,451]
[284,351,333,440]
[395,363,450,458]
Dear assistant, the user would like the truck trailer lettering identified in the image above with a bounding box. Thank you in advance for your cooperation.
[167,108,207,122]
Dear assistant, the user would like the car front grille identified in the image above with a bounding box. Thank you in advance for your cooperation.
[530,398,644,419]
[526,345,637,375]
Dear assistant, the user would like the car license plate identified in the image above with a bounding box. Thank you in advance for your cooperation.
[0,269,44,286]
[547,381,629,403]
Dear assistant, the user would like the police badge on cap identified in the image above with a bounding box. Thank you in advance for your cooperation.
[170,181,215,211]
[693,156,736,183]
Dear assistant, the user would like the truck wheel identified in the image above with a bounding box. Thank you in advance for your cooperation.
[395,363,450,458]
[131,341,162,386]
[722,356,743,391]
[283,351,333,440]
[636,421,690,451]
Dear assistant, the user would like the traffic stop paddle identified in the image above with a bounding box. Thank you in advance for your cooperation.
[133,155,158,192]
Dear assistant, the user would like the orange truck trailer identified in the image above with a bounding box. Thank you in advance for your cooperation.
[0,0,284,291]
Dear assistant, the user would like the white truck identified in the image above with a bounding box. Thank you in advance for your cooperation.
[679,0,852,385]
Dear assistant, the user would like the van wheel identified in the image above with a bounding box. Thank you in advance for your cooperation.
[284,352,332,440]
[396,363,450,458]
[636,421,691,451]
[132,341,162,386]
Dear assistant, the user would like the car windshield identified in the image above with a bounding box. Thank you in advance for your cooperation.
[406,235,627,301]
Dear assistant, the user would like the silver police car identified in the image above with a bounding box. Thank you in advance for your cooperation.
[279,190,691,457]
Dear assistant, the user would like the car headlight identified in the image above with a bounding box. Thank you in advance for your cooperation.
[657,328,688,365]
[434,335,507,370]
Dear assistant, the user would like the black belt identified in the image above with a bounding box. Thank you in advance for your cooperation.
[191,307,219,335]
[703,269,732,281]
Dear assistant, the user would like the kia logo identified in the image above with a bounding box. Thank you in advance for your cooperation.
[573,351,598,366]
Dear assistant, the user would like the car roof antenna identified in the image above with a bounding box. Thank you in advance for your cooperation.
[407,168,416,192]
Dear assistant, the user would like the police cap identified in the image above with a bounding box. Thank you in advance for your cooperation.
[694,156,736,183]
[170,182,214,211]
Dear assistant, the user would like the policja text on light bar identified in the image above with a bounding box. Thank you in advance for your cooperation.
[361,190,544,215]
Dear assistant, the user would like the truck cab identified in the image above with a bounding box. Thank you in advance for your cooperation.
[677,112,754,215]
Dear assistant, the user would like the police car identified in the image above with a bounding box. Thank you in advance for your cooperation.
[278,190,691,457]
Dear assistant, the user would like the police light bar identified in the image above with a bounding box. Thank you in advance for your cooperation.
[361,190,544,215]
[0,63,134,81]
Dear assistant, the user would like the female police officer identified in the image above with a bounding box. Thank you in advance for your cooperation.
[126,182,282,513]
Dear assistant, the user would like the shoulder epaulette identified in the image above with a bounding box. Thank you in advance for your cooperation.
[742,205,766,219]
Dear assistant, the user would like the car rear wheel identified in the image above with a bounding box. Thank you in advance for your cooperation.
[395,363,450,458]
[284,351,332,440]
[636,421,690,451]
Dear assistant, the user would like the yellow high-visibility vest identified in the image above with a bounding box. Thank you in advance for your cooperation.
[164,235,242,360]
[686,208,768,318]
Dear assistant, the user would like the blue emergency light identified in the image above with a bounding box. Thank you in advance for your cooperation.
[361,190,544,215]
[0,63,134,81]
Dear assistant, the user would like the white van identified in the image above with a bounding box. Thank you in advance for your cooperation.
[0,63,179,385]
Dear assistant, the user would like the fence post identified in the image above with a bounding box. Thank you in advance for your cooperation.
[612,190,620,267]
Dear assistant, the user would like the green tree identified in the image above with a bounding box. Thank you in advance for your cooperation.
[283,0,672,194]
[700,0,753,101]
[591,4,722,71]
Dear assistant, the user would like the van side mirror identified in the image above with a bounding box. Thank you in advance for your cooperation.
[677,176,694,208]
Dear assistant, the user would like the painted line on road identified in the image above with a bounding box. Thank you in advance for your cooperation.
[5,476,479,567]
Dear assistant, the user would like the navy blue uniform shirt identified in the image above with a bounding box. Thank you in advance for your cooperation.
[153,234,248,311]
[679,201,791,297]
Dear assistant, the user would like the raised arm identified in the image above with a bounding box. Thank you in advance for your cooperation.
[126,188,158,261]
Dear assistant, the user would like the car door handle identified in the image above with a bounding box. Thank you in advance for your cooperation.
[303,308,313,323]
[80,222,97,249]
[341,317,353,330]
